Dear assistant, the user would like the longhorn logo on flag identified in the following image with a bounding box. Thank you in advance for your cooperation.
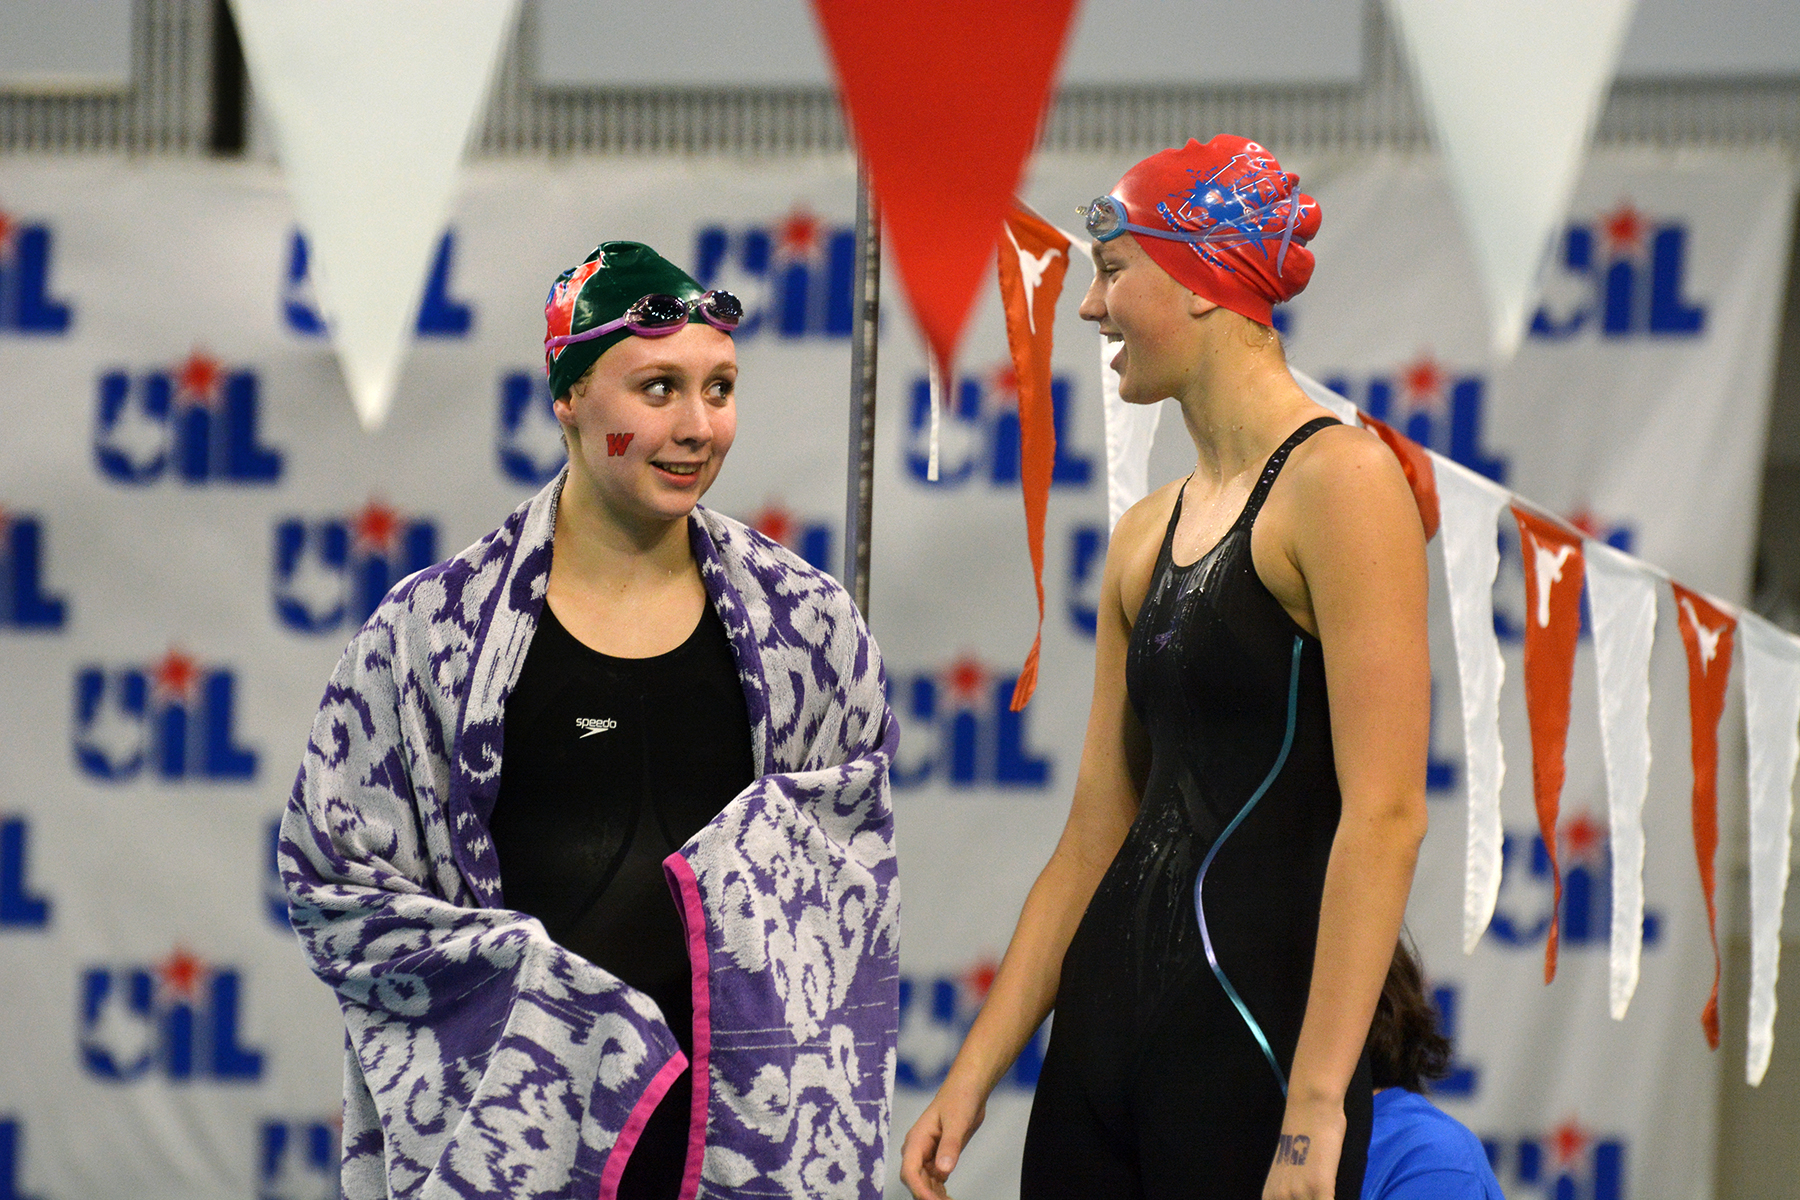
[996,202,1072,710]
[1515,507,1586,982]
[1673,582,1736,1049]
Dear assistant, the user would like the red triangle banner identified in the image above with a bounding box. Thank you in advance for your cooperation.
[810,0,1079,389]
[996,203,1073,711]
[1672,582,1737,1050]
[1513,507,1585,983]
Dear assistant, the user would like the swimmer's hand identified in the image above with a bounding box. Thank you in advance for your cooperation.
[900,1079,987,1200]
[1262,1098,1345,1200]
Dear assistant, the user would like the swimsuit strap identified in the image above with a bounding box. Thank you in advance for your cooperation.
[1238,415,1341,529]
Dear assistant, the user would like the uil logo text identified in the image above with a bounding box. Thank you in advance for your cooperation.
[1320,355,1507,484]
[746,502,834,574]
[80,946,266,1082]
[285,229,472,337]
[497,372,565,487]
[889,655,1053,790]
[273,501,438,634]
[73,649,258,782]
[0,206,73,333]
[0,509,67,630]
[1,817,52,930]
[1487,814,1663,951]
[897,960,1048,1092]
[259,1118,340,1200]
[1532,204,1705,340]
[693,207,855,340]
[906,366,1094,489]
[94,351,283,485]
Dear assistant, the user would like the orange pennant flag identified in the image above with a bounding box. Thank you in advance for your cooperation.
[1357,413,1441,540]
[1672,582,1737,1050]
[1514,507,1586,983]
[996,203,1072,711]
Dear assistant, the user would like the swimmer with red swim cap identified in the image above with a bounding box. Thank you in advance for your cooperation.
[903,137,1431,1200]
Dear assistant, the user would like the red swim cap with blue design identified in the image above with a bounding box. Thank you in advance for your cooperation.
[1110,135,1322,325]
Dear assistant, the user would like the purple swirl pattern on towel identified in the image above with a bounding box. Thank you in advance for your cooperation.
[282,472,897,1199]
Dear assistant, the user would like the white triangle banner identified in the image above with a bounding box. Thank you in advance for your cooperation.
[1433,456,1510,952]
[1099,333,1162,531]
[1740,613,1800,1086]
[231,0,518,430]
[1385,0,1638,358]
[1585,539,1658,1019]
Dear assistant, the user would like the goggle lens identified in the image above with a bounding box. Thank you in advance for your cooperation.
[545,289,743,353]
[627,293,694,330]
[1081,196,1127,241]
[698,290,743,330]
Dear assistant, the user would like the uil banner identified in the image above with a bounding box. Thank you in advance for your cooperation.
[0,149,1790,1200]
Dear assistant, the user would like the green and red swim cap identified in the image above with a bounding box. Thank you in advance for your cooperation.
[1110,135,1322,325]
[543,240,708,401]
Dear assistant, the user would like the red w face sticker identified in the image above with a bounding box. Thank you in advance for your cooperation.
[606,433,634,457]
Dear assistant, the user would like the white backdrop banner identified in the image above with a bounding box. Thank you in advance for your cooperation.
[0,149,1790,1200]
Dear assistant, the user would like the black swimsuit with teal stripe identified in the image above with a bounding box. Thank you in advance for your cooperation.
[1022,417,1371,1199]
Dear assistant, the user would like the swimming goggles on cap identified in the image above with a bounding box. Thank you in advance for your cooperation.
[545,289,743,351]
[1079,195,1217,245]
[1081,193,1307,272]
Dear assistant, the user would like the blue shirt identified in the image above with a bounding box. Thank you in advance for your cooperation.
[1361,1088,1504,1200]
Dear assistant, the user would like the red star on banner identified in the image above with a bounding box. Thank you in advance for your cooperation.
[962,957,999,1001]
[1566,507,1601,538]
[352,499,403,555]
[152,647,201,704]
[749,503,797,548]
[0,505,11,536]
[1563,812,1606,860]
[157,945,208,999]
[1402,354,1447,406]
[943,654,988,705]
[777,207,823,259]
[175,349,226,408]
[1549,1118,1590,1167]
[0,210,15,259]
[1603,204,1648,255]
[987,362,1021,410]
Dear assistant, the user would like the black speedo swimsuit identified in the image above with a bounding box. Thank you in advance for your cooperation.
[1022,417,1371,1199]
[489,600,755,1200]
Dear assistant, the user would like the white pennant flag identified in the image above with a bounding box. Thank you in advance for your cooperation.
[1740,613,1800,1086]
[1385,0,1639,357]
[231,0,519,430]
[1099,333,1162,531]
[1434,455,1510,951]
[1585,540,1658,1019]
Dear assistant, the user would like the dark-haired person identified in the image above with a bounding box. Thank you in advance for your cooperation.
[902,136,1430,1200]
[1362,939,1503,1200]
[282,242,900,1200]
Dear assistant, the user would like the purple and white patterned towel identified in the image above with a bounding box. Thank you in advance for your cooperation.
[281,472,898,1200]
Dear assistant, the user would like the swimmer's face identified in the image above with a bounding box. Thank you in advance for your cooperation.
[555,323,738,529]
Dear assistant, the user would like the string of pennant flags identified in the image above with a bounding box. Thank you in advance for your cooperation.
[994,205,1800,1088]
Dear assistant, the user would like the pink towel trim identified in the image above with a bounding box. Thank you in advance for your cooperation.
[597,1050,687,1200]
[666,853,713,1200]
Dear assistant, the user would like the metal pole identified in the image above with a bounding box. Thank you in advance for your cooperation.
[843,160,880,617]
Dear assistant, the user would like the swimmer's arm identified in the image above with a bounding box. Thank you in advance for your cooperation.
[900,495,1156,1200]
[1270,431,1431,1200]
